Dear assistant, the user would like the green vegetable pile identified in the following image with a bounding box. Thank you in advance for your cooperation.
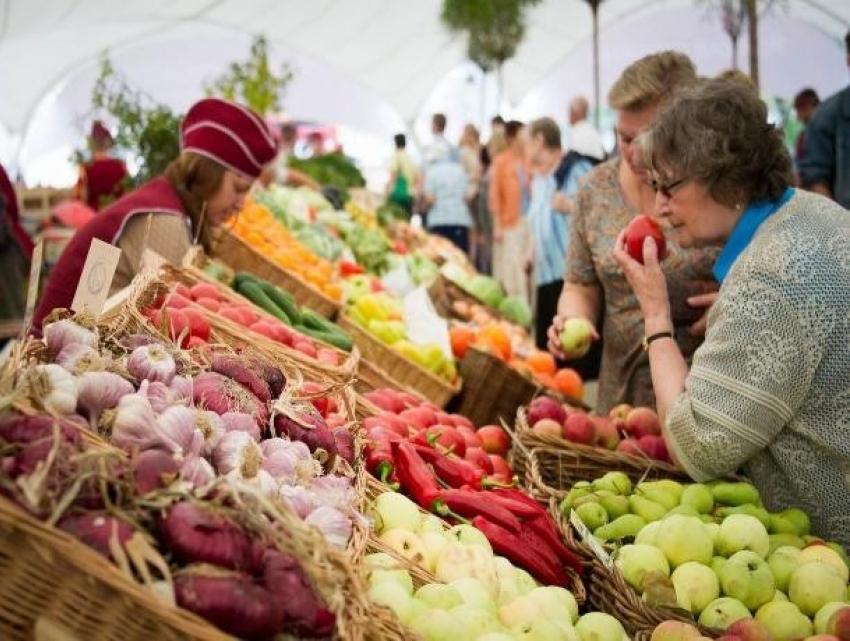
[289,152,366,201]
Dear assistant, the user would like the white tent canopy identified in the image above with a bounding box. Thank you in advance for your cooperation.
[1,0,848,182]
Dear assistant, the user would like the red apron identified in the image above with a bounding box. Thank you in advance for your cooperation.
[33,176,186,332]
[0,163,34,259]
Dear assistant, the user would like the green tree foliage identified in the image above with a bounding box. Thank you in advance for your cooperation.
[441,0,541,72]
[204,36,294,115]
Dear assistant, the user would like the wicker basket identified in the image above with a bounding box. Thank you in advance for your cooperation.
[511,408,690,504]
[338,314,459,408]
[212,228,341,319]
[426,273,510,323]
[454,347,539,427]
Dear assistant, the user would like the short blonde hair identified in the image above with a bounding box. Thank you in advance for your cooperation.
[608,51,697,112]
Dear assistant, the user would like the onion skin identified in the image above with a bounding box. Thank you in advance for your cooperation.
[263,548,335,638]
[174,572,285,639]
[210,355,271,404]
[159,502,258,573]
[193,372,269,430]
[273,411,337,471]
[132,449,180,494]
[247,356,286,399]
[58,513,135,561]
[0,415,81,445]
[332,427,355,466]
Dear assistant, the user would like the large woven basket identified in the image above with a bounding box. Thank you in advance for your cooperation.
[454,347,539,427]
[212,228,341,319]
[426,273,510,323]
[510,408,690,505]
[338,314,459,408]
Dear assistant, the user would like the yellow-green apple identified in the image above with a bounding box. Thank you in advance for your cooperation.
[716,514,770,559]
[814,602,849,634]
[575,612,626,641]
[788,561,847,616]
[755,601,813,641]
[499,594,543,628]
[767,546,801,592]
[450,604,502,637]
[446,524,492,552]
[513,619,576,640]
[559,318,594,359]
[526,585,580,624]
[672,562,721,614]
[420,513,446,535]
[477,425,511,456]
[379,529,427,567]
[414,583,463,610]
[368,581,415,624]
[698,597,752,630]
[799,545,849,582]
[494,556,523,605]
[435,542,498,594]
[450,577,497,613]
[656,515,715,567]
[421,532,449,572]
[616,544,671,593]
[609,404,632,421]
[409,608,463,641]
[372,491,421,534]
[650,620,703,641]
[635,521,663,546]
[725,618,773,641]
[720,551,775,611]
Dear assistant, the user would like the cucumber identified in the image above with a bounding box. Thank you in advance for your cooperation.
[232,271,259,291]
[299,308,338,334]
[238,281,293,325]
[257,281,301,325]
[295,323,353,352]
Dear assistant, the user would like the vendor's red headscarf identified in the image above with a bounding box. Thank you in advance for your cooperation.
[180,98,277,180]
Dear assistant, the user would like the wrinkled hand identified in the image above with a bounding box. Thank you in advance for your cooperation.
[686,291,718,337]
[612,231,673,333]
[547,313,600,360]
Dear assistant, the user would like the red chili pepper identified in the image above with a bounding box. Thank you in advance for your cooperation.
[485,492,545,519]
[339,261,364,276]
[471,516,568,587]
[526,513,585,574]
[413,444,482,489]
[392,441,440,508]
[435,489,522,533]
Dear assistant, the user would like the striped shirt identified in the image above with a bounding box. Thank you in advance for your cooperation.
[528,172,569,286]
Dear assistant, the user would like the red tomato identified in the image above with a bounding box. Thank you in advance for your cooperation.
[182,307,211,342]
[189,282,222,302]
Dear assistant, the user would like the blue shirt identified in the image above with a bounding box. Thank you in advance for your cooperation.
[713,187,795,283]
[424,160,472,228]
[528,172,570,286]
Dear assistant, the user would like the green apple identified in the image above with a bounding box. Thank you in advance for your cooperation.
[680,484,715,514]
[415,583,463,610]
[370,568,414,596]
[379,528,427,567]
[446,524,493,553]
[410,596,428,620]
[616,544,671,593]
[562,482,595,512]
[768,534,805,556]
[450,604,503,637]
[364,551,402,570]
[512,619,574,640]
[559,317,594,359]
[598,494,631,520]
[697,597,751,630]
[368,581,415,624]
[574,612,626,641]
[767,546,802,592]
[814,601,849,634]
[710,556,728,576]
[637,486,680,511]
[526,586,580,625]
[499,594,543,628]
[477,634,515,641]
[788,561,847,616]
[494,556,521,605]
[435,542,498,595]
[671,562,720,615]
[450,577,497,613]
[754,601,813,641]
[592,472,632,496]
[719,550,775,611]
[768,508,811,537]
[798,545,850,582]
[715,514,770,559]
[629,495,668,523]
[420,513,446,535]
[515,567,540,595]
[656,515,714,568]
[635,521,663,546]
[421,532,449,573]
[703,522,720,548]
[372,491,421,534]
[773,590,788,601]
[576,502,609,531]
[410,608,463,641]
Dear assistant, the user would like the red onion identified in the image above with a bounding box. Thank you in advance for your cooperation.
[58,513,134,561]
[133,449,180,494]
[210,355,271,404]
[0,415,81,445]
[263,548,335,638]
[273,407,337,471]
[193,372,269,430]
[332,427,355,465]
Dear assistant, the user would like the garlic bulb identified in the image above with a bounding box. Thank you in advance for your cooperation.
[181,455,215,486]
[76,371,134,427]
[56,343,104,375]
[278,484,314,519]
[127,345,176,385]
[32,364,78,415]
[226,468,278,498]
[305,506,351,547]
[169,376,193,401]
[144,381,188,413]
[44,319,97,356]
[220,411,261,442]
[195,410,225,458]
[157,406,203,456]
[214,431,262,479]
[110,393,180,454]
[261,438,316,483]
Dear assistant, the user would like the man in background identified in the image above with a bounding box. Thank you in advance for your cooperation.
[793,88,820,180]
[553,96,605,216]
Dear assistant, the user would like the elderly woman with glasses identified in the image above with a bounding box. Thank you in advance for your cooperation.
[615,78,850,547]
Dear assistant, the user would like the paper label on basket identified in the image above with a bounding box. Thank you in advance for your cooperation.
[570,509,614,569]
[403,286,452,358]
[71,238,121,317]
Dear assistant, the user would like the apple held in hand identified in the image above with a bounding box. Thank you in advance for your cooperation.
[559,317,594,359]
[624,214,668,264]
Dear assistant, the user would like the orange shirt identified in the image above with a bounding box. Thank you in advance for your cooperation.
[488,150,526,230]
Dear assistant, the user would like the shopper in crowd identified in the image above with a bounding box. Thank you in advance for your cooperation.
[74,121,130,211]
[386,133,419,216]
[421,141,472,253]
[429,113,457,161]
[459,124,485,268]
[717,68,757,92]
[526,118,571,350]
[799,30,850,209]
[547,51,718,413]
[616,78,850,547]
[792,89,820,184]
[261,123,320,190]
[475,129,508,276]
[553,96,606,217]
[480,115,506,170]
[489,120,532,306]
[33,98,277,332]
[0,162,31,324]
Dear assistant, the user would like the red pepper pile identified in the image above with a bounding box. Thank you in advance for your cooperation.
[366,427,585,588]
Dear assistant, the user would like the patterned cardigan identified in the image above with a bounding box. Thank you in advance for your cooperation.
[666,190,850,548]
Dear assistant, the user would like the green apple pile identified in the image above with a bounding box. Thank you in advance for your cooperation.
[366,490,628,641]
[563,473,850,640]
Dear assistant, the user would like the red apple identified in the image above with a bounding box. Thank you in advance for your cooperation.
[591,416,621,450]
[616,437,645,457]
[528,396,566,426]
[488,454,512,478]
[464,447,494,474]
[826,606,850,641]
[726,618,773,641]
[477,425,511,457]
[624,407,662,437]
[456,426,483,449]
[638,434,669,462]
[532,418,562,439]
[624,214,667,264]
[563,413,595,445]
[400,407,439,431]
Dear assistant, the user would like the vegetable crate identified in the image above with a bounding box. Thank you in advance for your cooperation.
[510,408,689,506]
[213,229,341,320]
[427,273,508,323]
[338,314,459,408]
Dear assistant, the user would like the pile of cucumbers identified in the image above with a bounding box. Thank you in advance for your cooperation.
[232,271,353,352]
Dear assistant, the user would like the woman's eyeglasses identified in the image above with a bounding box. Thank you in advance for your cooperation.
[650,177,685,198]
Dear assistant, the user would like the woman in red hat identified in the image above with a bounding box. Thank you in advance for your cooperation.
[33,98,277,332]
[74,121,130,211]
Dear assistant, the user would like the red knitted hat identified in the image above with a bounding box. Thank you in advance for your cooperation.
[181,98,277,180]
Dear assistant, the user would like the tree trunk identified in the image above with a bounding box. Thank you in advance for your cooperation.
[746,0,759,90]
[591,0,601,128]
[731,35,739,69]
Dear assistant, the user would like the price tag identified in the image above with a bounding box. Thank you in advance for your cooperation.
[21,239,44,336]
[71,238,122,317]
[569,509,614,569]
